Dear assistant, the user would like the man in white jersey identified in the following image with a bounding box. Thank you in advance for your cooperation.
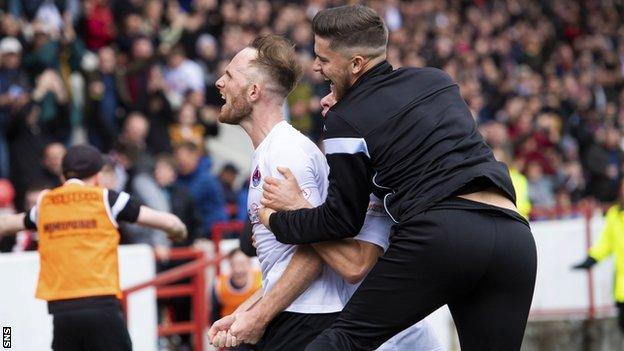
[208,35,441,350]
[208,34,345,350]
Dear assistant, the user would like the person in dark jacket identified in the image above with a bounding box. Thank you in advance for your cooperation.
[154,154,202,246]
[259,5,537,351]
[40,142,65,188]
[583,126,624,203]
[84,46,121,153]
[173,141,226,238]
[6,102,63,212]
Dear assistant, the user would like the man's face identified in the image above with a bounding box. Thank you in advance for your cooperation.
[154,160,176,187]
[123,114,149,144]
[174,148,199,176]
[132,38,153,60]
[215,49,255,125]
[43,143,66,175]
[2,52,21,69]
[98,47,116,74]
[313,36,352,101]
[230,251,251,286]
[167,52,184,68]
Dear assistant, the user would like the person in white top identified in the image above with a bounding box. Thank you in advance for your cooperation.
[247,119,345,315]
[208,35,345,351]
[208,35,442,351]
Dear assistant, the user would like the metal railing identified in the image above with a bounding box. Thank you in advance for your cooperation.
[121,220,245,351]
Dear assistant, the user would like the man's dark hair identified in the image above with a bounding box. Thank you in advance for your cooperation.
[62,144,104,180]
[312,5,388,55]
[249,34,303,98]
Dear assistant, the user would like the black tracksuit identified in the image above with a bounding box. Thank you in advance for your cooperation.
[269,62,537,351]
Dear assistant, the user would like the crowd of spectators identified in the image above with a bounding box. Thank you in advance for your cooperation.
[0,0,623,254]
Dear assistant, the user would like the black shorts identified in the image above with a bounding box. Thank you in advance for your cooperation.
[254,311,339,351]
[51,298,132,351]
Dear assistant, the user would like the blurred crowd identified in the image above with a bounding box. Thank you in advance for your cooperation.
[0,0,623,255]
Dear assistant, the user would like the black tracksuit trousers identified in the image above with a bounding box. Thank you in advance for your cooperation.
[306,198,537,351]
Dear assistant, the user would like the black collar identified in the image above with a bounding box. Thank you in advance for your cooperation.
[349,60,393,92]
[330,61,393,114]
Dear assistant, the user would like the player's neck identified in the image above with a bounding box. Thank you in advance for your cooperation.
[242,103,285,149]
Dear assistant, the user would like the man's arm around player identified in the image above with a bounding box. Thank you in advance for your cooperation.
[263,167,382,283]
[209,170,384,347]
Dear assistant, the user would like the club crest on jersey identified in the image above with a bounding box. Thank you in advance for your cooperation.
[252,166,262,187]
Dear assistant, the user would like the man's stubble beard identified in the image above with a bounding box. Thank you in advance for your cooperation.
[218,95,253,125]
[332,70,352,101]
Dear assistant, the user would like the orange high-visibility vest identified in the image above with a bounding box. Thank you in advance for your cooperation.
[215,270,262,317]
[35,180,122,301]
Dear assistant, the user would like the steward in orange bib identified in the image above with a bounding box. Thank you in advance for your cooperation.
[211,248,262,328]
[0,144,187,351]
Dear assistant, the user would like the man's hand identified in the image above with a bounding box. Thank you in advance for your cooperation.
[229,309,268,345]
[167,217,188,243]
[208,314,236,346]
[261,167,311,211]
[572,256,597,270]
[212,330,239,348]
[0,213,26,237]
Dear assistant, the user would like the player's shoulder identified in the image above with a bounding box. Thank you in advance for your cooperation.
[268,122,322,159]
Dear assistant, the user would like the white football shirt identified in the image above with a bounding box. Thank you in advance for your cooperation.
[247,121,344,313]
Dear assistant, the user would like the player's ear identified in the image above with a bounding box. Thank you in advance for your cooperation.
[248,83,260,103]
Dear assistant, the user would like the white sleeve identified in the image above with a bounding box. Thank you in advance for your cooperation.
[354,194,393,252]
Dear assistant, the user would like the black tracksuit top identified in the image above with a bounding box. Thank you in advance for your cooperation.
[270,61,516,244]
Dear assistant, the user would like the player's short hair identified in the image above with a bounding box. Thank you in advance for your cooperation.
[312,5,388,57]
[249,35,303,98]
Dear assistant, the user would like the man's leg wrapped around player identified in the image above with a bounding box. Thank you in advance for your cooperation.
[306,201,537,351]
[254,311,339,351]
